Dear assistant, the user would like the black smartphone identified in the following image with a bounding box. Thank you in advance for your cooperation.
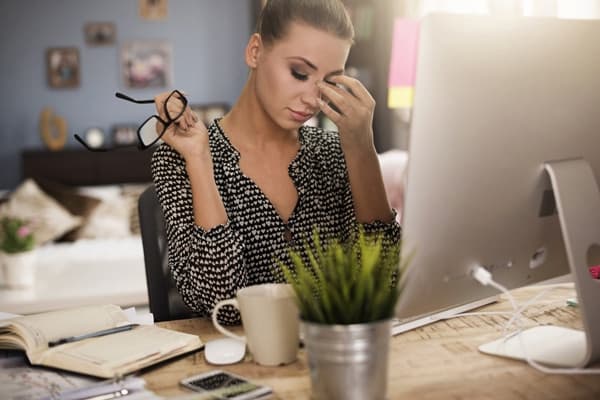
[180,370,272,400]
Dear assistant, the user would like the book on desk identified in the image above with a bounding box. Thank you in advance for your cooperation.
[0,304,203,378]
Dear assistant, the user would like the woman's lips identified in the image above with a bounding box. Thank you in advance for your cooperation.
[289,109,312,122]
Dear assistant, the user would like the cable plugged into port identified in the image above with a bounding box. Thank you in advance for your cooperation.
[470,264,600,375]
[471,265,493,286]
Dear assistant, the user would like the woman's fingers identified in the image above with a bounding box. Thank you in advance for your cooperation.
[153,93,168,120]
[317,97,341,123]
[328,75,374,106]
[184,108,196,128]
[155,90,200,131]
[317,80,357,117]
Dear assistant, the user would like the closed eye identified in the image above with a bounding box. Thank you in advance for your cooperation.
[291,68,308,81]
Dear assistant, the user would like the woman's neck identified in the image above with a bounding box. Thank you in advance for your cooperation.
[220,79,297,151]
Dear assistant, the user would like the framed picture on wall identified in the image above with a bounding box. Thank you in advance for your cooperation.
[139,0,168,20]
[190,103,230,127]
[46,47,80,89]
[84,22,116,46]
[121,40,172,89]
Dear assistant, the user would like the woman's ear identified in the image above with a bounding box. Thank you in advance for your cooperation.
[245,33,262,69]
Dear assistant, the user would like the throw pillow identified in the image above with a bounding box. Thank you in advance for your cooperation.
[0,179,81,244]
[73,186,132,240]
[34,178,102,242]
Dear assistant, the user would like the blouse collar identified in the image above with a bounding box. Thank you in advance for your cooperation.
[210,118,311,164]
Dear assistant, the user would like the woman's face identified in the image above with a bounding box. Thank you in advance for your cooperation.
[250,22,351,131]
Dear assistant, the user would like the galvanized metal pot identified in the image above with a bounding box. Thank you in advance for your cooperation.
[301,319,392,400]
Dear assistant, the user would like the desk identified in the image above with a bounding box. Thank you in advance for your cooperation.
[144,283,600,399]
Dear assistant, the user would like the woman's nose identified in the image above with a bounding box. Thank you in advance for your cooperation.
[300,83,321,109]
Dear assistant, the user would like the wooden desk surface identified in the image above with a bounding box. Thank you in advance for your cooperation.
[144,283,600,399]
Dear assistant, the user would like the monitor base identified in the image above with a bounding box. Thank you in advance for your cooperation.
[392,295,499,335]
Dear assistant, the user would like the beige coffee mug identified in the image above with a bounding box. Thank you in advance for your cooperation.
[212,283,300,366]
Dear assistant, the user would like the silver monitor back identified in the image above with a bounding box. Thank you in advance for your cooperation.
[396,14,600,320]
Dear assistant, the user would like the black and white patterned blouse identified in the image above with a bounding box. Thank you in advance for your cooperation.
[151,120,401,324]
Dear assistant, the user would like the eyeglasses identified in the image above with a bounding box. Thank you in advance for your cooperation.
[75,89,188,152]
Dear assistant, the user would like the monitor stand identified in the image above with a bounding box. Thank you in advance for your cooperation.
[392,294,500,336]
[479,159,600,368]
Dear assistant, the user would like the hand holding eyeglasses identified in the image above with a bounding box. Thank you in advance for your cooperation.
[153,90,197,132]
[153,90,211,160]
[75,89,209,155]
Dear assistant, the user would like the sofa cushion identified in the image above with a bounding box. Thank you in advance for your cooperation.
[34,178,102,242]
[73,185,132,240]
[0,179,81,244]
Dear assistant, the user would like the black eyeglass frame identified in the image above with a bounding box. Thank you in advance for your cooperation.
[74,89,188,152]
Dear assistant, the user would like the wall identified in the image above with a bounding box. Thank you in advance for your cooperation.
[0,0,252,190]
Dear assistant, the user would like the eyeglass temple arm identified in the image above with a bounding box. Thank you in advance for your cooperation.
[115,92,155,104]
[73,134,108,152]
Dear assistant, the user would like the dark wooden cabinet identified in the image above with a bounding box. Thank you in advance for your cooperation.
[21,148,155,186]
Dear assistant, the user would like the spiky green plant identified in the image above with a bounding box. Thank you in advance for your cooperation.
[278,229,412,325]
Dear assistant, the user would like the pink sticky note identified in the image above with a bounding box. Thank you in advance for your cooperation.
[388,19,420,88]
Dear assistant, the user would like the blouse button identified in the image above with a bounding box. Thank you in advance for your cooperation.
[283,228,292,242]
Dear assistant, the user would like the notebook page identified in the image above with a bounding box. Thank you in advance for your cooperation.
[12,305,128,353]
[43,326,201,376]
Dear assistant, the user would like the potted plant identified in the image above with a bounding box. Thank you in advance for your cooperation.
[0,216,37,288]
[279,229,411,400]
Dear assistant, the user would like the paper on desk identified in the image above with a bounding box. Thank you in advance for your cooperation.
[0,365,96,400]
[0,311,20,321]
[47,376,148,400]
[0,365,161,400]
[0,311,21,328]
[124,307,154,325]
[121,392,164,400]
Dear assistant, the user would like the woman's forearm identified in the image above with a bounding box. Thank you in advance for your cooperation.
[343,146,395,224]
[185,154,229,229]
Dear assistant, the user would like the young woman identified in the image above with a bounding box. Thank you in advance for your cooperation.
[151,0,400,324]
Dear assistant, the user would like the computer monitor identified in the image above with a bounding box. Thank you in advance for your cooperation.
[395,13,600,368]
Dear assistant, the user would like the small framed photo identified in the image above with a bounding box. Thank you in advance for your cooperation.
[112,124,138,147]
[190,103,230,126]
[46,47,80,89]
[84,22,116,46]
[139,0,168,20]
[121,40,172,89]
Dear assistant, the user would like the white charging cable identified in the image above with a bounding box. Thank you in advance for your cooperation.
[471,265,600,375]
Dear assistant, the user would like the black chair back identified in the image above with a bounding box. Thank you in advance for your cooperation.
[138,185,194,322]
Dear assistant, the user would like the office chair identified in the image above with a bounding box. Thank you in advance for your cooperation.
[138,185,196,322]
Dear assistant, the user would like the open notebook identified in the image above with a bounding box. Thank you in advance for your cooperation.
[0,304,203,378]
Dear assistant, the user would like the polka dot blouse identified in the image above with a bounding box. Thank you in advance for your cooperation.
[151,120,401,324]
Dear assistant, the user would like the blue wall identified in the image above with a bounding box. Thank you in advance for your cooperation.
[0,0,252,189]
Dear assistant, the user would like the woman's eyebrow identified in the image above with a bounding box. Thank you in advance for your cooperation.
[287,56,344,76]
